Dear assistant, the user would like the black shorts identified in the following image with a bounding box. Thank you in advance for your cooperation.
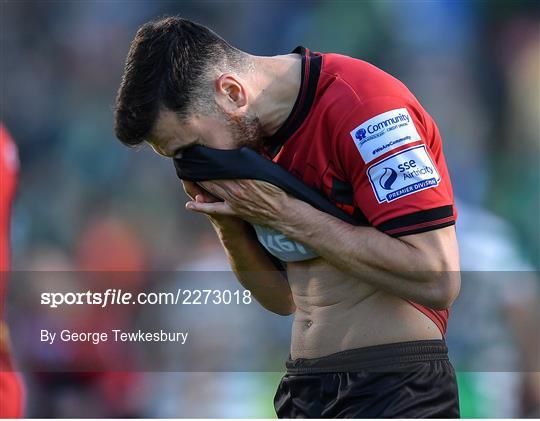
[274,340,460,418]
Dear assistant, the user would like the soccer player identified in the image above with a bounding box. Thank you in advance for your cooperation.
[0,123,24,418]
[114,17,461,417]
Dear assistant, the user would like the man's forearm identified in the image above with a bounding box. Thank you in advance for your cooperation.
[271,199,458,309]
[210,218,295,315]
[184,179,458,309]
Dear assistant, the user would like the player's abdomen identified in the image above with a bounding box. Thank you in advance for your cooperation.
[288,258,442,359]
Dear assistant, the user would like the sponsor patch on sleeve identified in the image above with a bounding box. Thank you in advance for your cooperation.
[367,145,440,203]
[350,108,421,163]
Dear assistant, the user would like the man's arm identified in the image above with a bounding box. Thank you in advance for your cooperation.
[275,197,461,310]
[183,181,295,316]
[189,180,461,310]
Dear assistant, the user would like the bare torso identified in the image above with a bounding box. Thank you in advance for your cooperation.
[287,257,441,359]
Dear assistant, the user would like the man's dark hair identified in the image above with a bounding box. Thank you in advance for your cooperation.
[114,16,244,147]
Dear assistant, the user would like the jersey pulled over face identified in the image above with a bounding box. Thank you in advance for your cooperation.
[260,47,457,334]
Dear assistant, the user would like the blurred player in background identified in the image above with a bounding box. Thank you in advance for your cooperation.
[0,123,24,417]
[448,200,540,418]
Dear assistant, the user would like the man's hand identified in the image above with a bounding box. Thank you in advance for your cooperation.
[182,180,220,203]
[185,179,291,226]
[182,180,295,316]
[182,181,246,231]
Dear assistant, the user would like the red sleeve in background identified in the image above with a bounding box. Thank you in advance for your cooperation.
[0,122,24,418]
[0,123,19,273]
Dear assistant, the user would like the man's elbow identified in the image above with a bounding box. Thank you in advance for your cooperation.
[274,306,296,316]
[269,303,296,316]
[416,243,460,309]
[261,296,296,316]
[426,271,461,310]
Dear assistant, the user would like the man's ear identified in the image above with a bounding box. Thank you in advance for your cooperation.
[214,74,247,112]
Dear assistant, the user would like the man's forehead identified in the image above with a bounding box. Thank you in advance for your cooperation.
[148,110,194,156]
[152,109,187,137]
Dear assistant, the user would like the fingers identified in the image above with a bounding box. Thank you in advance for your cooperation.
[182,181,205,199]
[236,179,284,196]
[182,181,222,203]
[185,199,235,216]
[199,181,230,200]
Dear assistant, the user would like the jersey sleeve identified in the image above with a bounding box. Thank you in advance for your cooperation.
[335,96,456,237]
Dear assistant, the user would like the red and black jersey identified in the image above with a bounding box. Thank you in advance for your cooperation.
[263,47,456,334]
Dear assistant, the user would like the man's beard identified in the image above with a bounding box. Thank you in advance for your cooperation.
[223,112,265,152]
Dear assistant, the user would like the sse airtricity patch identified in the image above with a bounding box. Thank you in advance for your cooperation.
[367,145,440,203]
[350,108,421,163]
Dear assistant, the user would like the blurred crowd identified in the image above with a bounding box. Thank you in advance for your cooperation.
[1,1,539,418]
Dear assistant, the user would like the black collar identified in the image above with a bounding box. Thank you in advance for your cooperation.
[264,46,322,157]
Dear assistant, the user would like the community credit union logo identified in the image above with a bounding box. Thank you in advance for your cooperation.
[355,128,367,141]
[379,167,398,190]
[350,108,421,164]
